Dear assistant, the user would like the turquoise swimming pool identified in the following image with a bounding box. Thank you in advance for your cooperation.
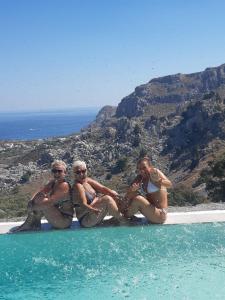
[1,223,225,299]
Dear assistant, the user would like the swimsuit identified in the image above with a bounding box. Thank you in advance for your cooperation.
[76,187,97,224]
[50,180,74,218]
[147,181,160,193]
[85,189,96,204]
[140,176,167,215]
[140,180,159,195]
[140,175,167,195]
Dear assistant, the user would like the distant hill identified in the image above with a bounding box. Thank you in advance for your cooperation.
[0,64,225,218]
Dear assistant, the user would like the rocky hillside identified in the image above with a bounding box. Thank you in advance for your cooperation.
[116,64,225,117]
[0,64,225,218]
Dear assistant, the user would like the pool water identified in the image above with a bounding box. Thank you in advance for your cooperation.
[1,223,225,300]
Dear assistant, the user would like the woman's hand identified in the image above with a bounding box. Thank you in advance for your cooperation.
[129,182,141,193]
[32,196,54,210]
[89,205,101,214]
[124,182,141,201]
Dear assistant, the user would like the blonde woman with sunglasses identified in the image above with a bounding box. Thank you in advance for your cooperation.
[72,160,125,227]
[12,160,74,232]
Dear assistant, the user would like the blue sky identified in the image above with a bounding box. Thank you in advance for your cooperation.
[0,0,225,111]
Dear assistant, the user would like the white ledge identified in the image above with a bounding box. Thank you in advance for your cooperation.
[1,210,225,234]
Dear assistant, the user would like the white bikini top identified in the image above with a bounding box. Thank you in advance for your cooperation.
[140,180,159,194]
[147,181,159,193]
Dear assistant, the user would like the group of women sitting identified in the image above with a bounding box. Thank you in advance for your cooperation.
[13,157,172,232]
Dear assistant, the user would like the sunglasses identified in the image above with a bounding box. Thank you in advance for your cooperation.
[75,169,87,175]
[51,169,64,174]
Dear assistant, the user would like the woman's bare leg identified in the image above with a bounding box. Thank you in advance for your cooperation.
[11,200,43,232]
[31,198,72,229]
[150,189,168,209]
[97,195,123,219]
[80,199,108,228]
[126,195,166,224]
[80,196,125,228]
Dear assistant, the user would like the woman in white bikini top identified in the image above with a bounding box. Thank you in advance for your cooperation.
[124,157,172,224]
[141,168,168,194]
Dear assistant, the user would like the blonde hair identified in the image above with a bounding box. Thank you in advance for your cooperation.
[51,160,67,171]
[72,160,87,171]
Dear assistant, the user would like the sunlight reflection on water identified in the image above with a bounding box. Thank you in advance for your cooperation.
[1,223,225,299]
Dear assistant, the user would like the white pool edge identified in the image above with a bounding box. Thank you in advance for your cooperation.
[1,210,225,234]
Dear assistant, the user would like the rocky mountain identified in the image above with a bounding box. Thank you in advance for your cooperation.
[94,105,117,125]
[1,64,225,218]
[116,64,225,117]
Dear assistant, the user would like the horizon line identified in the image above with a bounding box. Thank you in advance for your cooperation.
[0,106,104,114]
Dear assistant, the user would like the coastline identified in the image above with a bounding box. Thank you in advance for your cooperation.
[0,108,98,141]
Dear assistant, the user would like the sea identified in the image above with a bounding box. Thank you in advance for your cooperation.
[0,108,99,141]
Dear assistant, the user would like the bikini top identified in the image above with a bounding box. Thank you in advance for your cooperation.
[140,180,159,195]
[75,185,96,220]
[49,180,73,207]
[147,181,159,193]
[84,189,97,204]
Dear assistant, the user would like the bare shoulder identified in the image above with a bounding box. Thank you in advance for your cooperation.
[151,167,162,174]
[86,177,94,183]
[61,181,70,187]
[87,177,102,188]
[72,181,80,188]
[155,168,166,176]
[149,168,162,182]
[86,177,99,186]
[155,168,172,187]
[73,181,84,191]
[58,181,70,192]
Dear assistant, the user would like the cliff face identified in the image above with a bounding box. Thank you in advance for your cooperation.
[164,93,225,171]
[116,64,225,117]
[1,64,225,217]
[90,105,116,126]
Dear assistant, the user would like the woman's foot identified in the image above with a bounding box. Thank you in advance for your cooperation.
[10,214,41,233]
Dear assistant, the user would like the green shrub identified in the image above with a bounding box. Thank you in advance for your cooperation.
[196,152,225,202]
[169,185,205,206]
[111,158,128,174]
[203,91,215,100]
[132,136,141,147]
[20,170,33,184]
[212,158,225,177]
[105,173,112,180]
[0,190,29,218]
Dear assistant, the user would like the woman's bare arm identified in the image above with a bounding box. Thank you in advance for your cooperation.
[33,182,70,207]
[123,175,143,204]
[87,178,119,199]
[153,169,172,188]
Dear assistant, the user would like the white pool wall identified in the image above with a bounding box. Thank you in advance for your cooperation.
[1,210,225,234]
